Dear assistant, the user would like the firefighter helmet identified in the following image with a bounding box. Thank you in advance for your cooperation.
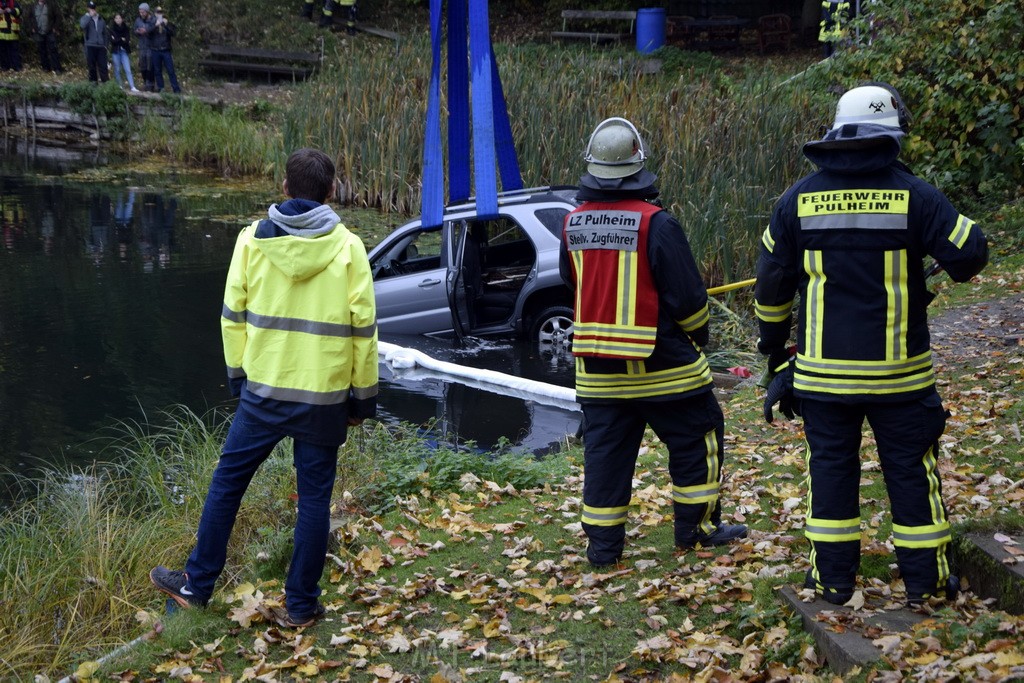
[832,84,909,132]
[584,117,648,179]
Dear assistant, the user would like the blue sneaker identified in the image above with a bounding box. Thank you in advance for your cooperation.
[150,566,207,609]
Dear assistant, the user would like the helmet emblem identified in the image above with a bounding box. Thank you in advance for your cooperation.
[869,100,886,113]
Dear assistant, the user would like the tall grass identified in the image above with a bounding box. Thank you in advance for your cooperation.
[0,407,274,678]
[134,100,281,178]
[0,407,567,678]
[283,40,824,281]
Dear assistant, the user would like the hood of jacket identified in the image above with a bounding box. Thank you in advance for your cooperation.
[802,123,905,174]
[254,201,346,281]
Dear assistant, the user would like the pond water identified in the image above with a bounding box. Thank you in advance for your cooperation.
[0,144,579,488]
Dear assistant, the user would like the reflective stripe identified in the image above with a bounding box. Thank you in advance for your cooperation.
[246,380,351,406]
[923,443,946,529]
[794,371,935,395]
[761,225,775,253]
[947,214,975,249]
[222,304,245,323]
[805,516,861,542]
[892,521,951,548]
[245,311,375,339]
[573,322,658,341]
[755,299,793,323]
[350,384,379,400]
[226,365,245,379]
[679,303,709,332]
[699,429,720,534]
[884,250,908,361]
[796,351,931,375]
[672,482,719,504]
[575,355,712,401]
[800,213,908,231]
[582,505,629,527]
[804,250,825,357]
[618,250,635,326]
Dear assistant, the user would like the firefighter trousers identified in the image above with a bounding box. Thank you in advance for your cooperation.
[580,391,725,565]
[801,390,952,598]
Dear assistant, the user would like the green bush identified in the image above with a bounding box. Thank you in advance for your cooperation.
[351,421,571,514]
[808,0,1024,209]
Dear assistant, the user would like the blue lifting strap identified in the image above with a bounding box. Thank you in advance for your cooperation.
[447,0,470,204]
[420,0,444,229]
[421,0,523,228]
[468,0,498,219]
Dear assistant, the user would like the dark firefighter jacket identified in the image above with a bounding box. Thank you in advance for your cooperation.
[755,123,988,401]
[560,180,713,402]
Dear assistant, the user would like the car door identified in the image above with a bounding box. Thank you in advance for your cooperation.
[446,218,473,340]
[371,223,453,335]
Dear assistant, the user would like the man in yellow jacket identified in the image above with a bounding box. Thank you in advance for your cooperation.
[151,148,378,628]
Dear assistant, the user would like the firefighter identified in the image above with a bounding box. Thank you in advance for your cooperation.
[302,0,354,32]
[819,0,850,57]
[0,0,22,72]
[559,117,747,567]
[757,84,988,606]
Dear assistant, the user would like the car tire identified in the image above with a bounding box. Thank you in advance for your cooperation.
[531,305,574,349]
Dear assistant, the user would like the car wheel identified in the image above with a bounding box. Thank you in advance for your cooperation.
[532,306,574,348]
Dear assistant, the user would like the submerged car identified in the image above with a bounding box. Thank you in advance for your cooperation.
[369,186,579,347]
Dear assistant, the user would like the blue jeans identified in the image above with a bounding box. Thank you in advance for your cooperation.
[184,408,340,618]
[150,49,180,93]
[111,49,136,89]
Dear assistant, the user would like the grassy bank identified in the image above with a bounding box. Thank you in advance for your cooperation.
[2,207,1022,679]
[0,411,567,679]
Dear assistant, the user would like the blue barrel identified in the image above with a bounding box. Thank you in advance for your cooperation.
[636,8,667,54]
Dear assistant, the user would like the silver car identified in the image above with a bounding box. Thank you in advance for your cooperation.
[369,186,578,347]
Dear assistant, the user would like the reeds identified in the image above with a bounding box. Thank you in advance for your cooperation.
[284,40,821,281]
[0,408,236,678]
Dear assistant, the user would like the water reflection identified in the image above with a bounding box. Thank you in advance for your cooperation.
[0,158,580,487]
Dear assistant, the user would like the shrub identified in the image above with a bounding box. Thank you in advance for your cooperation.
[807,0,1024,209]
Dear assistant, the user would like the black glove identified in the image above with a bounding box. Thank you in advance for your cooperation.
[763,360,796,423]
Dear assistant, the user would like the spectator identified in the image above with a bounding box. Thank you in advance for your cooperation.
[147,5,178,93]
[109,12,139,91]
[149,148,378,629]
[79,0,108,83]
[28,0,61,72]
[0,0,23,72]
[133,2,154,91]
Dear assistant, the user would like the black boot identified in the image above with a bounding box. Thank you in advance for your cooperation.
[300,2,313,18]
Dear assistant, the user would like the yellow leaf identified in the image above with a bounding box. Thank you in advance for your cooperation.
[357,546,385,574]
[75,661,101,679]
[907,652,940,665]
[995,650,1024,666]
[297,662,319,676]
[483,618,503,638]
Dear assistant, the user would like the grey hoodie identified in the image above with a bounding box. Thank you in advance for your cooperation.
[79,12,108,48]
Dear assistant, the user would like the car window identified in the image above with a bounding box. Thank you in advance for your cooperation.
[373,227,444,280]
[535,208,570,238]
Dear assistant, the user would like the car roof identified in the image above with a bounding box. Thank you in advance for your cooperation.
[444,185,578,213]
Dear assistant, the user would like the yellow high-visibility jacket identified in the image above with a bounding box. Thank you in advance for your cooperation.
[221,219,378,420]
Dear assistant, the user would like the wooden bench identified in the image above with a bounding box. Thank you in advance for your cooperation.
[198,45,322,83]
[551,9,637,44]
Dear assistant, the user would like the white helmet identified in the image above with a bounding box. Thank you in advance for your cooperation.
[832,85,905,130]
[583,117,647,179]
